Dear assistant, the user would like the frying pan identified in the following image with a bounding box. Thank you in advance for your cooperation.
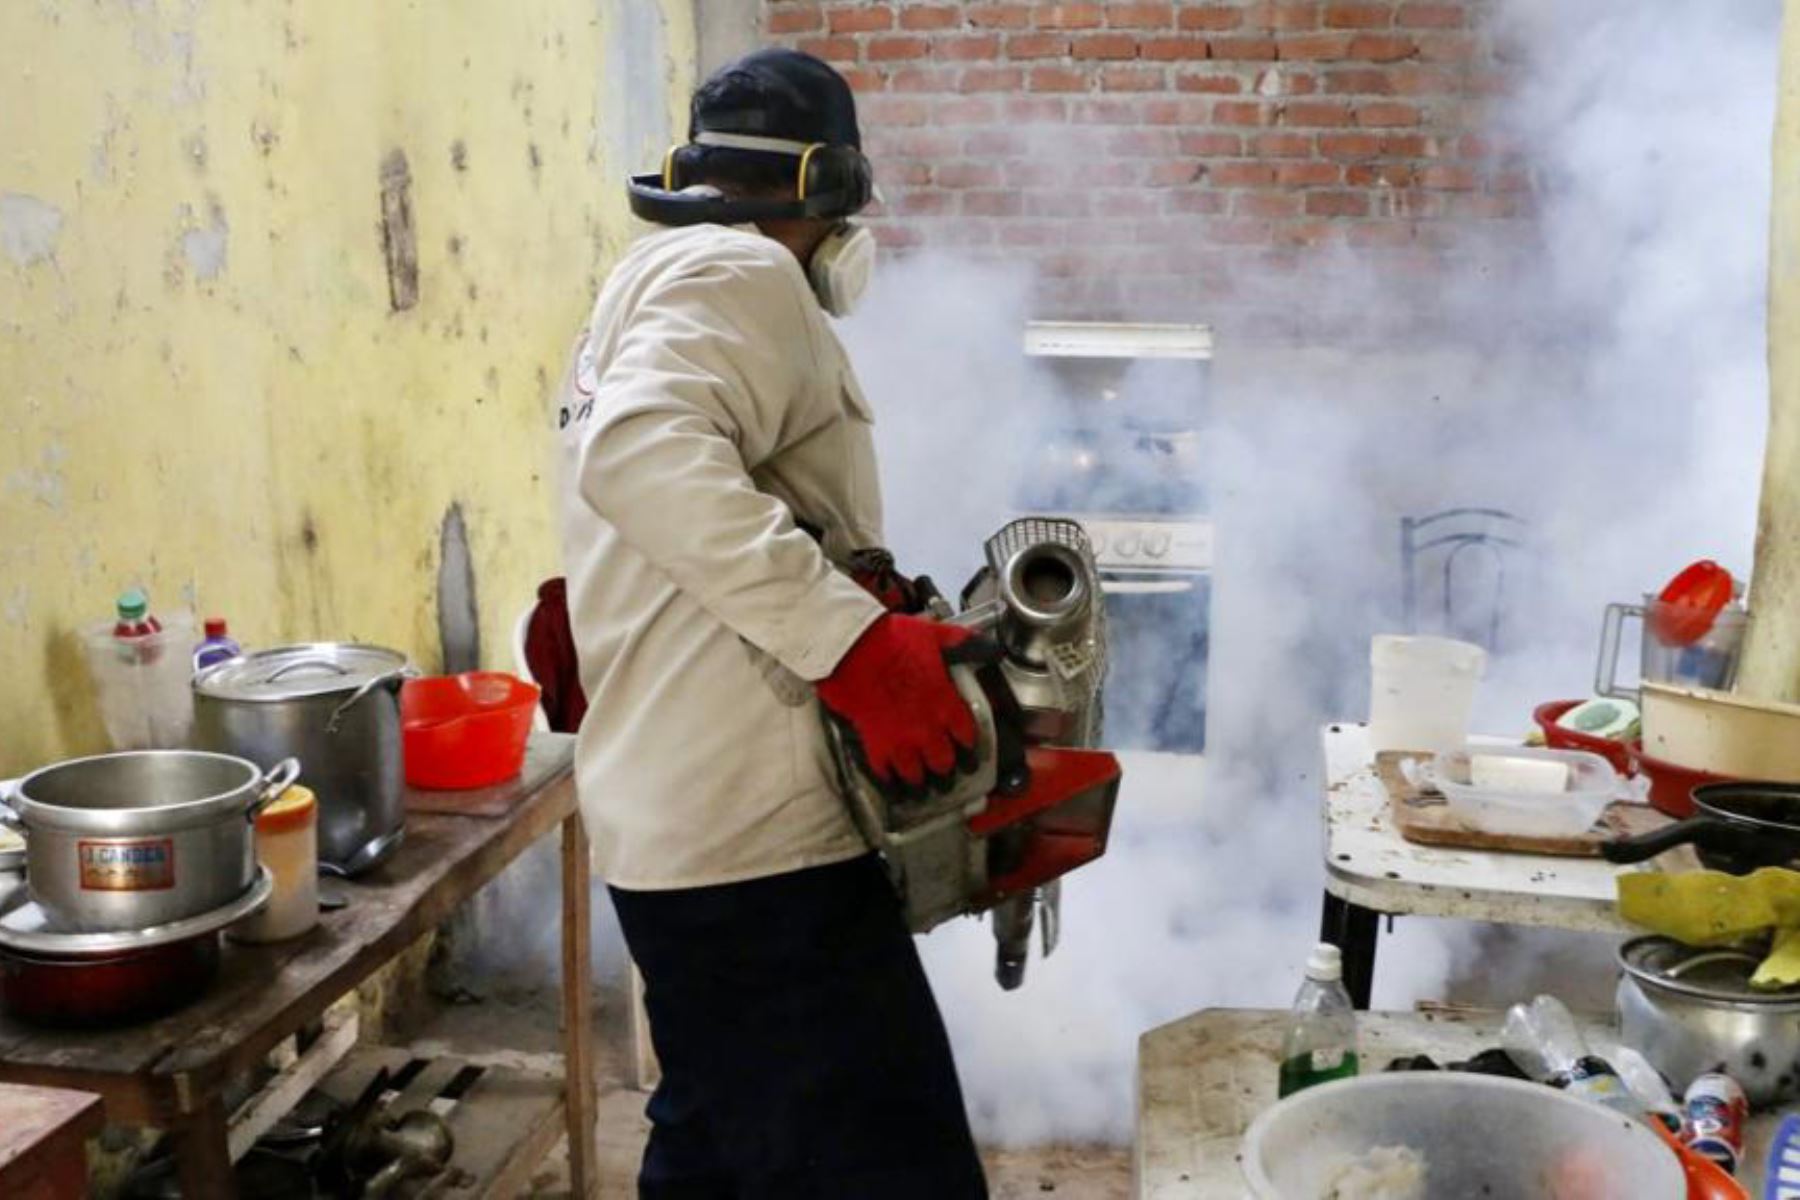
[1602,781,1800,874]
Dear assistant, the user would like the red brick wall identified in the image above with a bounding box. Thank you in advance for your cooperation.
[762,0,1530,322]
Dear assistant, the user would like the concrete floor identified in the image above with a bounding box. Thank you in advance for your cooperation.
[400,979,1131,1198]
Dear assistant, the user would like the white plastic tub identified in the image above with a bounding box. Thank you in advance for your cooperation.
[1367,636,1486,755]
[1241,1073,1683,1200]
[1423,746,1627,838]
[1640,681,1800,781]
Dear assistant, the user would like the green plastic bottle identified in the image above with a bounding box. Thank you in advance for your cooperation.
[1277,943,1360,1098]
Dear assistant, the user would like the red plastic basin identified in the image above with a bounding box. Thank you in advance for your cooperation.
[1627,742,1735,819]
[1533,699,1635,776]
[402,672,541,790]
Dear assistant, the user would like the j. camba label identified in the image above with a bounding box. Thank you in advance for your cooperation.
[78,839,176,891]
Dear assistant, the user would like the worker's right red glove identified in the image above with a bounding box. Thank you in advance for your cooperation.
[817,614,987,799]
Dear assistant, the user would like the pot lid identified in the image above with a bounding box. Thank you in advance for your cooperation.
[1619,935,1800,1005]
[195,642,408,701]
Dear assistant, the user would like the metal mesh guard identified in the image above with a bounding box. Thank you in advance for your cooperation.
[983,517,1108,687]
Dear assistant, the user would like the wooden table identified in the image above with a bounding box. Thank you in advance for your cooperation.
[1321,722,1636,1006]
[1137,1007,1796,1198]
[0,734,596,1200]
[0,1082,105,1199]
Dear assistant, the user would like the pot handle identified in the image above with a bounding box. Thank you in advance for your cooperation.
[248,758,303,822]
[266,658,354,683]
[1600,815,1717,864]
[325,667,414,735]
[1664,949,1764,979]
[1595,602,1645,703]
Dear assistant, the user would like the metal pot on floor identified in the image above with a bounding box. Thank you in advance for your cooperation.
[2,751,297,930]
[1618,935,1800,1107]
[195,643,410,875]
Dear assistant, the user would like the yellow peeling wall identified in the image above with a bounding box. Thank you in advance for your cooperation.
[0,1,696,773]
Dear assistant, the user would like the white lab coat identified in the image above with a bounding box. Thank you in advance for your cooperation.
[554,222,885,889]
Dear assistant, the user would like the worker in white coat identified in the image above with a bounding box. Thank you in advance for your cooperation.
[554,48,989,1198]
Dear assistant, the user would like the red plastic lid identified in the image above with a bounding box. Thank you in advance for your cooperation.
[204,617,228,638]
[1651,560,1734,646]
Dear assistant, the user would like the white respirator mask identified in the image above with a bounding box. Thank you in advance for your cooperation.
[808,221,877,318]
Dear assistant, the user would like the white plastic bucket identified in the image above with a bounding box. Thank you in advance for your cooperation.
[1367,635,1486,754]
[79,613,199,750]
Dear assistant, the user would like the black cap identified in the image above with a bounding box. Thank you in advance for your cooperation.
[690,48,862,150]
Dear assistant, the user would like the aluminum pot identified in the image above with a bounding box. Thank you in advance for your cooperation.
[2,751,298,932]
[194,644,409,875]
[1617,935,1800,1107]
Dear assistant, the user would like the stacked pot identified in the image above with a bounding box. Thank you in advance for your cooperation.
[5,752,297,932]
[0,750,296,1025]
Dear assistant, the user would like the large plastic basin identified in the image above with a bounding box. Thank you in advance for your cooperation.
[1240,1073,1684,1199]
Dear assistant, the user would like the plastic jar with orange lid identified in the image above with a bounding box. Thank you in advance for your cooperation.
[231,784,320,943]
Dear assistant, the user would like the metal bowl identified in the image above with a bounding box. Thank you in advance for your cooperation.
[1617,935,1800,1107]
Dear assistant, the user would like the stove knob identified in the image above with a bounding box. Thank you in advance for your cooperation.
[1114,531,1142,559]
[1089,529,1108,557]
[1145,531,1171,558]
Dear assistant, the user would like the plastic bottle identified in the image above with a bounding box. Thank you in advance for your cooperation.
[193,617,242,672]
[1502,994,1646,1119]
[230,785,319,944]
[112,588,164,665]
[1608,1043,1683,1134]
[1277,943,1360,1098]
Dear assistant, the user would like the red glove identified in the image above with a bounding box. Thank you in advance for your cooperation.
[818,614,982,797]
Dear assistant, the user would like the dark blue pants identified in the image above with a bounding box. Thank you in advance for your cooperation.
[609,854,988,1200]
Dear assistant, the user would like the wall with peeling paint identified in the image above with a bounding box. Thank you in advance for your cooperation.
[0,1,696,771]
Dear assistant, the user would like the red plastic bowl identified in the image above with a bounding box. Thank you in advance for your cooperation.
[1627,742,1735,819]
[1533,699,1636,776]
[402,672,541,790]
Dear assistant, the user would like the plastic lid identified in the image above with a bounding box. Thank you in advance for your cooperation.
[204,617,228,638]
[117,588,149,621]
[1306,942,1343,982]
[256,784,317,835]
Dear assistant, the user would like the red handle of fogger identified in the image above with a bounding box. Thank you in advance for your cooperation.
[970,745,1121,906]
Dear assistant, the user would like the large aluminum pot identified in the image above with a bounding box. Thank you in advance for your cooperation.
[1617,935,1800,1107]
[2,751,298,932]
[194,644,409,876]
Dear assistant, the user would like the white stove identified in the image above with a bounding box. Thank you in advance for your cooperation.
[1077,516,1214,576]
[1023,322,1215,754]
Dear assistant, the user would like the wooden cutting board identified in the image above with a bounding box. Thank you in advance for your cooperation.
[402,735,572,818]
[1376,751,1672,857]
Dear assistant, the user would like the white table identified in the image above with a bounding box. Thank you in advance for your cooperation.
[1136,1007,1791,1199]
[1320,722,1636,1005]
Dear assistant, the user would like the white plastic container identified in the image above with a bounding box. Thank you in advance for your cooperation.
[1241,1072,1684,1200]
[1367,635,1486,754]
[231,784,319,943]
[1425,745,1626,838]
[79,612,199,750]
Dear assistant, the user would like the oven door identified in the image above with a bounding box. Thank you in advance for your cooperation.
[1098,572,1210,754]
